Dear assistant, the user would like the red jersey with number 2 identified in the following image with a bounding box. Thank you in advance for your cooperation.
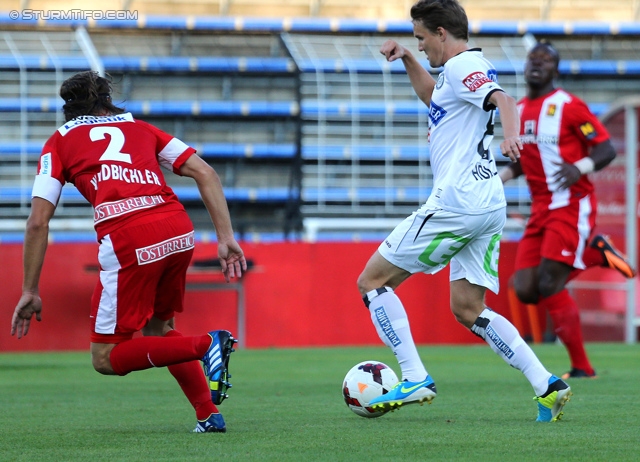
[34,113,195,239]
[517,88,609,215]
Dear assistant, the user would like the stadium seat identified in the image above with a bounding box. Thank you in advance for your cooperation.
[0,13,637,239]
[0,185,297,204]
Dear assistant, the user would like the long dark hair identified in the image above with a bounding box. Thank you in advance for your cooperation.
[410,0,469,42]
[60,71,125,122]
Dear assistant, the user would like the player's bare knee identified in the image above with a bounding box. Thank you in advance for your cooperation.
[91,354,115,375]
[356,273,372,296]
[537,277,563,299]
[450,304,479,329]
[513,269,539,303]
[90,343,117,375]
[452,310,466,326]
[515,285,538,304]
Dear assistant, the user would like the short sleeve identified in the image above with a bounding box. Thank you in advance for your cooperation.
[136,119,196,174]
[446,55,503,111]
[158,138,197,174]
[32,137,64,205]
[565,97,610,147]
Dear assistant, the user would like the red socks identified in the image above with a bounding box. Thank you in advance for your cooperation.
[109,330,217,420]
[164,330,219,420]
[539,290,595,375]
[109,332,211,375]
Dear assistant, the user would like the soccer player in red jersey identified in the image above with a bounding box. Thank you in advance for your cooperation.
[10,71,247,432]
[500,41,636,379]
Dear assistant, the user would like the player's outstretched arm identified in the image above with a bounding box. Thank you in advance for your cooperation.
[11,197,56,338]
[179,154,247,282]
[380,40,436,106]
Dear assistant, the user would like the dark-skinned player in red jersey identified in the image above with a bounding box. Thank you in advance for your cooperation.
[500,41,636,380]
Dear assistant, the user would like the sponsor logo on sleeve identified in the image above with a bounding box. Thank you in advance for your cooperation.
[462,71,492,92]
[40,153,52,175]
[579,122,597,140]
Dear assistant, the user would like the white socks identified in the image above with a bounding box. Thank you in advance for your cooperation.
[365,289,552,396]
[365,287,428,382]
[472,308,552,396]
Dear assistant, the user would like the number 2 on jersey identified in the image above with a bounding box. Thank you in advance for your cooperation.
[91,126,132,164]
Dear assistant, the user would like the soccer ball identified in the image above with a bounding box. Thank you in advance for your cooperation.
[342,360,399,418]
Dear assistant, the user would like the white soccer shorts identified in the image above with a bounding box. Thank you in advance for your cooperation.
[378,205,506,294]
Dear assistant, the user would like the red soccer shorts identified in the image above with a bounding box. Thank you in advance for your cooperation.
[515,195,597,271]
[90,210,195,343]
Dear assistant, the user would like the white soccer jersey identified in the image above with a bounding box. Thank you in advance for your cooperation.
[426,49,506,214]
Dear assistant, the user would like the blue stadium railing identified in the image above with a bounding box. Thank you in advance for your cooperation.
[0,185,296,203]
[0,18,631,206]
[0,98,301,117]
[0,141,297,159]
[1,184,530,205]
[0,97,610,120]
[2,13,640,35]
[1,142,427,162]
[0,55,296,73]
[4,16,630,240]
[3,53,640,77]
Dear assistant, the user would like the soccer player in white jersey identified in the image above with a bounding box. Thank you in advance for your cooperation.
[10,71,246,432]
[500,41,636,380]
[358,0,571,421]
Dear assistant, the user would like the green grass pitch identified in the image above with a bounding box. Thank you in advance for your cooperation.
[1,343,638,461]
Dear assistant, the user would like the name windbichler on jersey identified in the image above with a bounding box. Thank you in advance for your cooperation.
[32,112,196,237]
[90,163,163,190]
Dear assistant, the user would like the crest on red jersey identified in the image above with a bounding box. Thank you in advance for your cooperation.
[579,122,597,140]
